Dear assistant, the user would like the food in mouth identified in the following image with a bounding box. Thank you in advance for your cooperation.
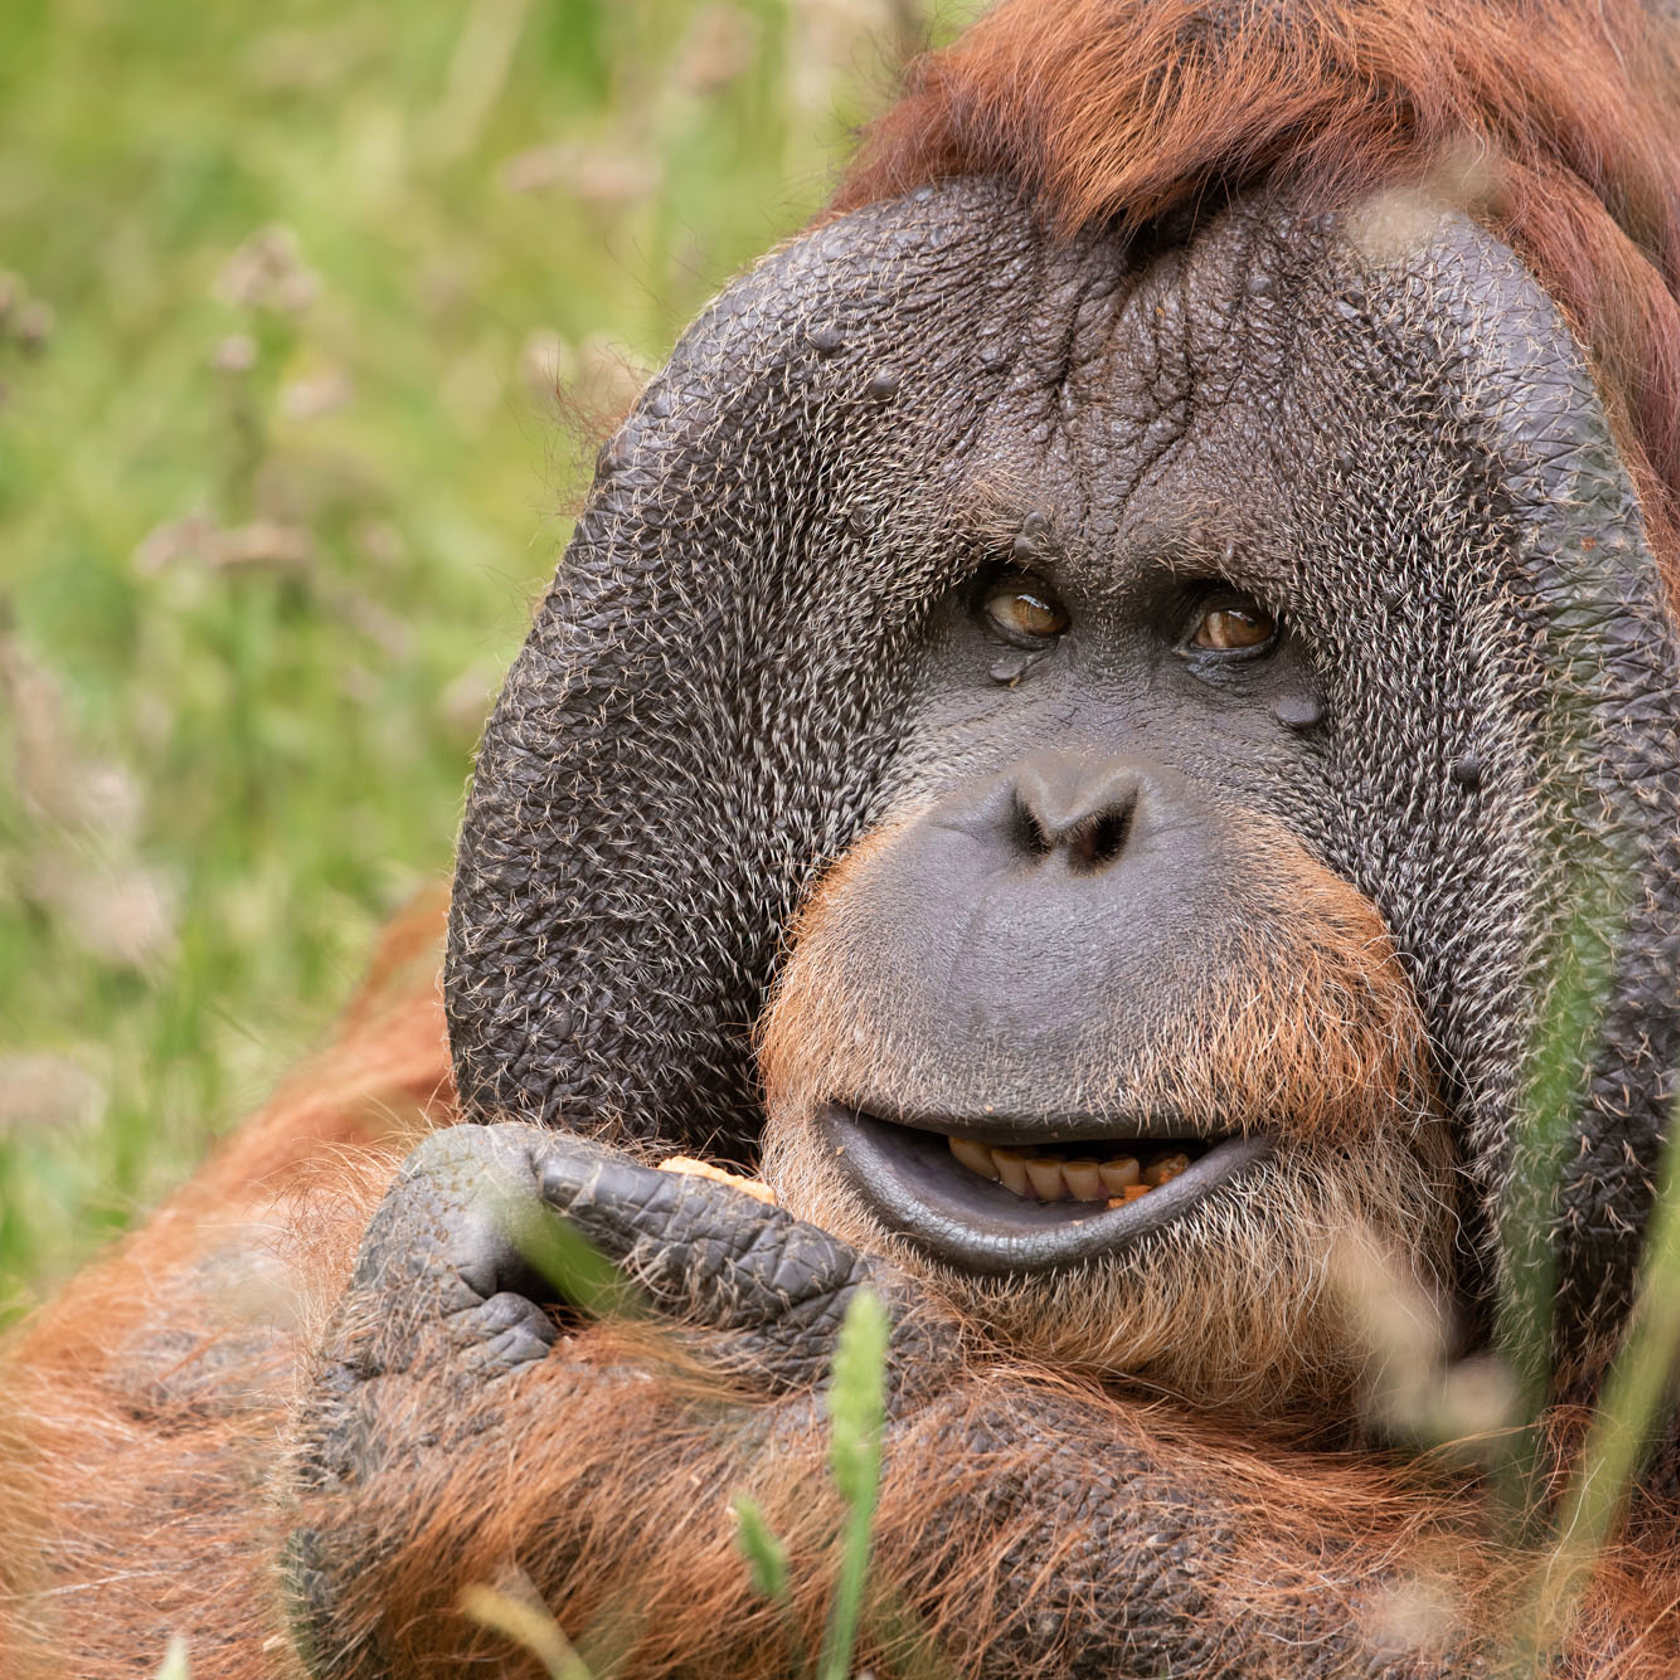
[945,1136,1194,1204]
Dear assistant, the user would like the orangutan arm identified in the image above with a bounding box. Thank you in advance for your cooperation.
[281,1125,1675,1680]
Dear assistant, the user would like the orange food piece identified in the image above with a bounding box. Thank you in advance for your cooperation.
[659,1155,778,1204]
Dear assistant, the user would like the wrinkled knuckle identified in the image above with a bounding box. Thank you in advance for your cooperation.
[537,1148,599,1210]
[402,1122,499,1178]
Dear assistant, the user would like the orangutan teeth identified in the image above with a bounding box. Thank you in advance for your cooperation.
[945,1136,1198,1204]
[1062,1159,1104,1202]
[1098,1157,1140,1192]
[948,1136,1002,1180]
[1025,1158,1067,1199]
[991,1147,1030,1196]
[1143,1151,1190,1186]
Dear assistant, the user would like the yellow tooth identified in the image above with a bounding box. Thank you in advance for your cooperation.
[949,1136,1002,1180]
[1063,1159,1105,1201]
[1025,1158,1067,1201]
[1098,1157,1141,1192]
[992,1148,1030,1196]
[1144,1151,1191,1187]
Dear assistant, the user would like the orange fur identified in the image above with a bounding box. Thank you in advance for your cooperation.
[286,1330,1679,1677]
[0,890,457,1678]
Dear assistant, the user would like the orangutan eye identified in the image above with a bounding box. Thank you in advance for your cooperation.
[1189,596,1276,653]
[983,572,1070,644]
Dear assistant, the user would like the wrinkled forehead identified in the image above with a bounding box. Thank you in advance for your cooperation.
[662,177,1610,602]
[930,191,1413,590]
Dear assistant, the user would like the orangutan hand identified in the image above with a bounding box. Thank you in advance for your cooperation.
[284,1123,1492,1680]
[304,1120,964,1402]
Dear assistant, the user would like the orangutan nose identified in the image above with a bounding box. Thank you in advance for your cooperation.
[1009,754,1141,874]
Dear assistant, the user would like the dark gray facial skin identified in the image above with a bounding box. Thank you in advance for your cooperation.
[448,177,1680,1398]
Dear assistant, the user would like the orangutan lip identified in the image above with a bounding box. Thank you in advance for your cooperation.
[817,1105,1273,1276]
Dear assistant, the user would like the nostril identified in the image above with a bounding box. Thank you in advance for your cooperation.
[1067,805,1131,872]
[1014,799,1055,862]
[1005,758,1143,870]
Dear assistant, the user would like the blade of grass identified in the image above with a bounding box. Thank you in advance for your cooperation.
[733,1493,807,1672]
[820,1286,889,1680]
[733,1493,791,1604]
[461,1583,593,1680]
[153,1636,190,1680]
[1494,874,1625,1533]
[494,1177,646,1323]
[1507,1109,1680,1672]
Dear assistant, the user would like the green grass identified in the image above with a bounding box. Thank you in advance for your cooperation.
[0,0,951,1316]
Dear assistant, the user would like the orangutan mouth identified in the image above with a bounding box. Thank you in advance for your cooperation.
[817,1105,1273,1275]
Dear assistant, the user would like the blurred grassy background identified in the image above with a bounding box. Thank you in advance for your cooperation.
[0,0,961,1317]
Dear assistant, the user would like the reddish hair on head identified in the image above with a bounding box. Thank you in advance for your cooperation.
[836,0,1680,579]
